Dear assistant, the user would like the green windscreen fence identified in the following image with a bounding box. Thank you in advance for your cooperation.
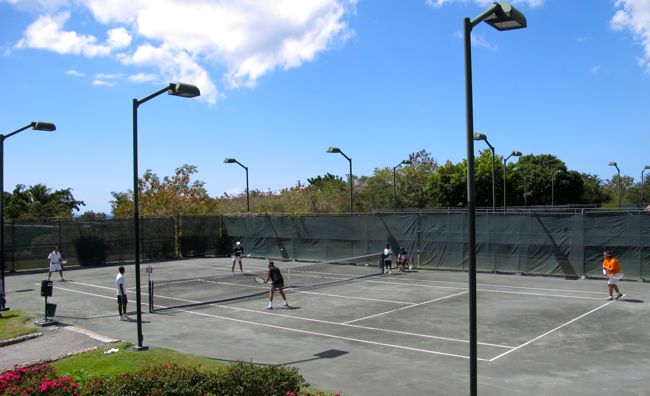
[4,211,649,280]
[222,211,650,280]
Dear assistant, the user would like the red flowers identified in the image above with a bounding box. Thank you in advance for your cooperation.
[0,363,78,395]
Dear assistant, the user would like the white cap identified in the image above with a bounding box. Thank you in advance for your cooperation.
[236,241,241,245]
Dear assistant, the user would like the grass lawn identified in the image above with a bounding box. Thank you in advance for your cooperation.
[1,313,338,395]
[51,341,228,379]
[0,310,38,341]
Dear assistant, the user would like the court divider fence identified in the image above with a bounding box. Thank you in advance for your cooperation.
[4,209,649,280]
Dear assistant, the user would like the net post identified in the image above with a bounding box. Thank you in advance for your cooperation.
[148,280,154,313]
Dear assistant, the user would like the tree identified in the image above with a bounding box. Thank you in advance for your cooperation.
[425,160,466,207]
[110,164,213,218]
[4,184,85,219]
[399,150,438,208]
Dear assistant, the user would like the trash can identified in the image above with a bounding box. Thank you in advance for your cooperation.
[45,303,57,318]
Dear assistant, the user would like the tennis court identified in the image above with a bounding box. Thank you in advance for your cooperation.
[5,257,650,395]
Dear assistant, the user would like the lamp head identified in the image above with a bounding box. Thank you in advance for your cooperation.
[473,133,487,141]
[608,161,617,167]
[169,82,200,98]
[224,158,237,164]
[512,151,522,157]
[402,160,413,165]
[326,147,341,154]
[31,121,56,132]
[484,2,527,31]
[645,165,650,170]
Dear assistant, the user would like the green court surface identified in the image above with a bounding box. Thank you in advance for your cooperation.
[3,257,649,395]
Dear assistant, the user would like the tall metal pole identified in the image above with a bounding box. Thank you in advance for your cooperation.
[348,158,353,214]
[642,167,649,206]
[490,146,496,212]
[0,136,5,309]
[132,98,147,350]
[393,167,397,212]
[245,166,250,213]
[463,16,478,396]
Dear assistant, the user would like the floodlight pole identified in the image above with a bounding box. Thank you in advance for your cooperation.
[327,147,353,214]
[393,160,412,211]
[642,166,650,206]
[609,161,621,208]
[464,3,526,395]
[551,169,563,207]
[474,133,496,212]
[1,122,56,311]
[522,173,528,206]
[503,151,522,213]
[224,158,250,212]
[132,83,200,351]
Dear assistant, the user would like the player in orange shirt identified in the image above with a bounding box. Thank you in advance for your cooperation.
[602,250,624,300]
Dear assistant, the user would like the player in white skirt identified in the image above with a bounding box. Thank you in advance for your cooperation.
[47,246,64,281]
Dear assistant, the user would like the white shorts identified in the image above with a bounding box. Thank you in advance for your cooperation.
[49,262,62,272]
[607,275,620,285]
[232,256,242,263]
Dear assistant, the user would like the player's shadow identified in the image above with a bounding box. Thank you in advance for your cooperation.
[279,349,349,365]
[619,298,644,303]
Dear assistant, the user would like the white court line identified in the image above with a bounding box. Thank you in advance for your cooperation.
[198,300,514,349]
[49,282,486,361]
[344,291,469,324]
[179,307,488,361]
[291,290,412,304]
[488,300,615,362]
[52,282,512,351]
[386,277,605,296]
[478,289,606,300]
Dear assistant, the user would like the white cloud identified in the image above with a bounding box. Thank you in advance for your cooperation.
[128,72,157,83]
[106,27,131,49]
[611,0,650,73]
[15,12,112,57]
[92,79,115,87]
[591,65,601,74]
[94,73,123,80]
[65,69,84,77]
[9,0,356,105]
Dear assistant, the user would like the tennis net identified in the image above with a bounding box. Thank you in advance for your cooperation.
[148,253,382,312]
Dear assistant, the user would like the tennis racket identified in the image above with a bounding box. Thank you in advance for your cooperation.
[254,275,265,284]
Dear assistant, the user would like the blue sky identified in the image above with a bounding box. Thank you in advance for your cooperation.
[1,0,649,214]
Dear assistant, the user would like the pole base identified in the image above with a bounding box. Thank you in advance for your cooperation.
[34,318,58,327]
[130,345,149,351]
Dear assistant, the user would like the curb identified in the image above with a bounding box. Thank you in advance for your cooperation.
[0,332,43,348]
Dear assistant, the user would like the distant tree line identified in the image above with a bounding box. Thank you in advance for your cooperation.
[3,150,647,219]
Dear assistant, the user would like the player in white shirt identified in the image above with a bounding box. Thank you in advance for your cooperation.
[116,266,130,321]
[47,247,64,281]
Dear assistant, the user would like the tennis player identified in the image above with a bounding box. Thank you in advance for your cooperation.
[396,246,410,272]
[232,241,244,272]
[602,250,624,300]
[264,261,289,310]
[116,266,130,321]
[47,247,64,281]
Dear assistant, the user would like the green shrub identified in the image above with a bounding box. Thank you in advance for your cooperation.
[84,362,306,396]
[221,362,306,396]
[72,235,107,266]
